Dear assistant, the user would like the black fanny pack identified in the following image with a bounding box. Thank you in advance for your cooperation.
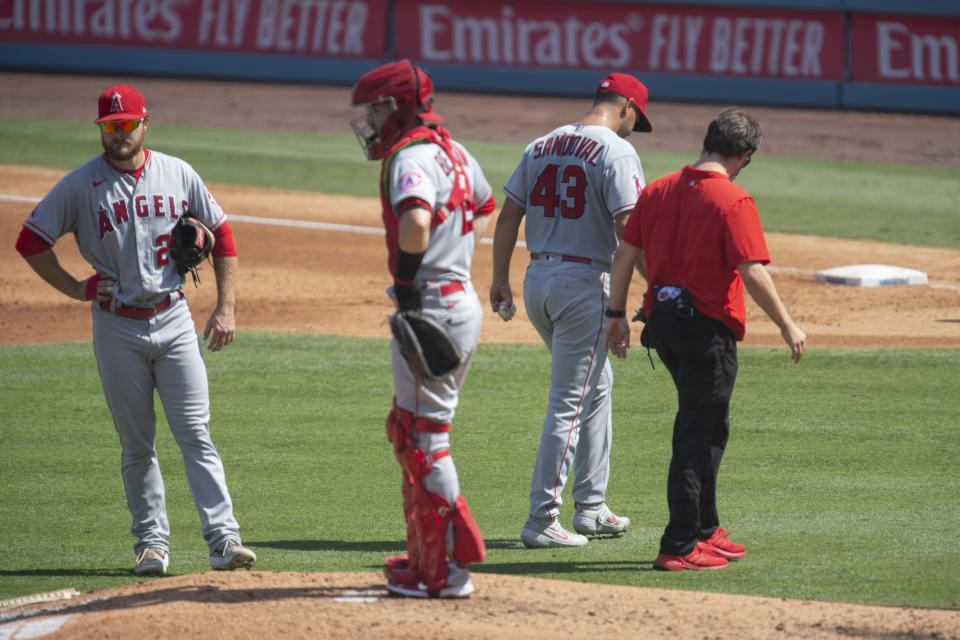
[652,285,694,318]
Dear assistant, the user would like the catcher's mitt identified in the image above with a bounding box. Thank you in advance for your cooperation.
[389,310,463,381]
[170,214,215,286]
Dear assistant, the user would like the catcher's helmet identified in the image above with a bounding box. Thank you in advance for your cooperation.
[350,59,443,160]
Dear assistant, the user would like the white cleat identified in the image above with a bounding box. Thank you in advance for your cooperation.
[521,517,588,548]
[573,503,631,536]
[386,576,475,599]
[209,538,257,570]
[134,546,169,576]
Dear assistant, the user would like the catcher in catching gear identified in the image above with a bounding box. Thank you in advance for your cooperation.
[171,214,215,285]
[350,59,497,598]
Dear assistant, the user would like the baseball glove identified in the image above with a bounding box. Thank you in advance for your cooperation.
[389,310,463,381]
[170,214,215,286]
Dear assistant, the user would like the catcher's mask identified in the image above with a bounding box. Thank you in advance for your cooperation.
[350,59,443,160]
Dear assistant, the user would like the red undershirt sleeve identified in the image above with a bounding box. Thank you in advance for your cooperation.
[396,197,431,215]
[212,220,238,258]
[476,194,496,217]
[15,226,53,257]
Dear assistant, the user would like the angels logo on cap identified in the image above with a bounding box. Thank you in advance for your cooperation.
[95,84,148,124]
[109,92,124,114]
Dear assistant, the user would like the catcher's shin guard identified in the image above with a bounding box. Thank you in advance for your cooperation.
[400,475,419,575]
[385,401,483,594]
[386,404,421,574]
[414,493,485,594]
[452,494,486,566]
[415,492,452,593]
[385,402,452,588]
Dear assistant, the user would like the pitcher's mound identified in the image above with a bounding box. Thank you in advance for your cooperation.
[2,571,958,639]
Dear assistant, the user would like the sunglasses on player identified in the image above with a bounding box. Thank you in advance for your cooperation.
[100,119,144,134]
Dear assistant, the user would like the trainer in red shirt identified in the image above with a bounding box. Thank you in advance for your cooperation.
[622,164,770,341]
[604,108,805,573]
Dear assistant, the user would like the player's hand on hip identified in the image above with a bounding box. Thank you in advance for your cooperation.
[605,317,630,359]
[81,272,115,302]
[204,309,235,352]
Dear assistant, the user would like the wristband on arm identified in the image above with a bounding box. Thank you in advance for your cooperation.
[395,248,425,284]
[84,274,102,300]
[395,249,426,311]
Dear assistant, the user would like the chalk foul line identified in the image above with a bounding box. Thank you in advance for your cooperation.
[3,193,956,290]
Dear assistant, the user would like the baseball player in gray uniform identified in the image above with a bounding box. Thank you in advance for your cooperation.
[15,84,256,575]
[490,74,651,548]
[350,60,494,598]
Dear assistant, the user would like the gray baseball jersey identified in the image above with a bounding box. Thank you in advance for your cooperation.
[503,123,644,268]
[503,122,644,524]
[25,148,243,557]
[25,149,226,306]
[387,139,493,284]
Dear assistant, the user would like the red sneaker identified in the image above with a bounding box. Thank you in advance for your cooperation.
[701,527,746,559]
[653,541,729,571]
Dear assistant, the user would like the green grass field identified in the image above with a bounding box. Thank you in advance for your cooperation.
[1,116,958,610]
[1,338,958,608]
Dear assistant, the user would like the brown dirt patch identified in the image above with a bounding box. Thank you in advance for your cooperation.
[1,73,958,638]
[3,164,958,349]
[4,571,959,640]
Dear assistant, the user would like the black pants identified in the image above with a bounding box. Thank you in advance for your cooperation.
[647,310,738,556]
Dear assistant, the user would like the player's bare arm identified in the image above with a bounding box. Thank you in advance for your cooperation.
[738,260,807,363]
[471,211,492,239]
[398,206,432,252]
[489,198,525,315]
[614,212,629,238]
[204,255,238,352]
[614,213,647,280]
[634,249,648,281]
[23,248,115,302]
[605,241,642,359]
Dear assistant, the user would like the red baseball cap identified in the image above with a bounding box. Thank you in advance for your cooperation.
[597,73,652,132]
[95,84,148,123]
[413,64,444,124]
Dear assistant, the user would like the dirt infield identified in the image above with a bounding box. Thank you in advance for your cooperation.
[1,72,959,638]
[3,571,959,640]
[3,164,959,350]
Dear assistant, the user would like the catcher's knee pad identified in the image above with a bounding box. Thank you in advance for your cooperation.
[386,403,420,480]
[386,401,414,457]
[451,494,486,566]
[386,401,451,481]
